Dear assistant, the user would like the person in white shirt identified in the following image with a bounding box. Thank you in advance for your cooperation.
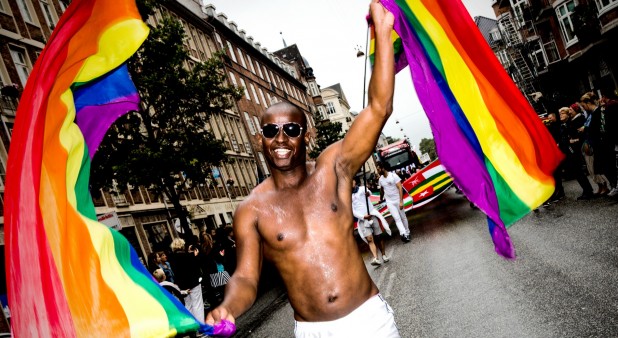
[377,162,411,242]
[352,178,391,265]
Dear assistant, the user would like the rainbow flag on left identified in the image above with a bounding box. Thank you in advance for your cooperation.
[3,0,219,336]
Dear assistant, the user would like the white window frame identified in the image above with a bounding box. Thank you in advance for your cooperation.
[258,88,267,107]
[264,66,271,83]
[10,46,31,87]
[39,0,58,29]
[510,0,528,27]
[249,83,260,104]
[226,41,237,62]
[59,0,69,12]
[256,61,264,79]
[228,71,238,87]
[246,55,256,74]
[215,32,224,49]
[240,78,250,100]
[17,0,37,24]
[244,112,256,135]
[237,48,247,68]
[595,0,618,14]
[257,152,270,175]
[252,116,261,133]
[326,101,336,115]
[271,72,278,88]
[0,0,12,13]
[556,1,579,47]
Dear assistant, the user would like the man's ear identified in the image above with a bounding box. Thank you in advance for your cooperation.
[258,134,263,148]
[304,132,310,144]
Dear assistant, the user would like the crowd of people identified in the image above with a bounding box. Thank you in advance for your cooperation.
[145,225,237,323]
[544,91,618,202]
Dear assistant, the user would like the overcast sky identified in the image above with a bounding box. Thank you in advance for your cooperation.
[208,0,496,150]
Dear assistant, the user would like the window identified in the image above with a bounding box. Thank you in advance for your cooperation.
[215,32,224,49]
[228,72,238,87]
[252,115,261,131]
[226,41,237,62]
[510,0,528,27]
[270,71,277,87]
[245,142,252,154]
[16,0,35,23]
[529,39,547,71]
[244,112,256,135]
[595,0,618,14]
[326,102,336,115]
[318,106,326,119]
[556,1,578,46]
[263,66,271,83]
[0,0,7,12]
[246,55,256,74]
[257,152,270,175]
[231,136,240,152]
[309,82,319,96]
[40,0,57,29]
[256,61,264,79]
[237,48,247,68]
[10,47,31,87]
[239,78,250,100]
[59,0,69,12]
[249,83,260,104]
[258,88,267,107]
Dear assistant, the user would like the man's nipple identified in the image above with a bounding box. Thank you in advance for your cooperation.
[277,233,285,241]
[330,203,337,212]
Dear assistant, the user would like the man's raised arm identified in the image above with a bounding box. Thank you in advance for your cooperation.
[339,0,395,177]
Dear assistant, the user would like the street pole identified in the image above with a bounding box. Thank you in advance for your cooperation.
[358,26,371,215]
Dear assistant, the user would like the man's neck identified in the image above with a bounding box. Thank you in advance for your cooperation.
[271,164,308,189]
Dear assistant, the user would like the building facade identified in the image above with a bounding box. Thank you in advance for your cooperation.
[488,0,618,112]
[0,0,325,266]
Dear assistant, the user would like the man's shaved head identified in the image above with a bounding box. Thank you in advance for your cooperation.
[262,102,307,129]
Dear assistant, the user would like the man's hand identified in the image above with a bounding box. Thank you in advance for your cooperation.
[364,215,372,220]
[206,306,236,326]
[399,201,404,210]
[370,0,395,33]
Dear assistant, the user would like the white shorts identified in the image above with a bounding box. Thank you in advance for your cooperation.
[359,217,383,237]
[294,294,400,338]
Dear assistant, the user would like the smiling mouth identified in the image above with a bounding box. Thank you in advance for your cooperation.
[273,148,292,158]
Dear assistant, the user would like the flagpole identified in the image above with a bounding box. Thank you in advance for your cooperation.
[358,25,371,214]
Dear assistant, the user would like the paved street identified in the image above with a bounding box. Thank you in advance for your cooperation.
[235,179,618,337]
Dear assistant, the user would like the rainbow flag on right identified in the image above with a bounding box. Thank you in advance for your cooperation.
[375,0,563,258]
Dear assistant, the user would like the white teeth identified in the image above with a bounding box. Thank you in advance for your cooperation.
[274,149,291,156]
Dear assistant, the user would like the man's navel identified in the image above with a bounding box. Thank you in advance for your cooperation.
[330,203,337,212]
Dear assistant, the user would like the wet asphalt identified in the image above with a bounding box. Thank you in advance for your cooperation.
[233,179,618,338]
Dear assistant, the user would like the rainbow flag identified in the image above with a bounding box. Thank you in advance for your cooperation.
[371,0,563,258]
[3,0,233,336]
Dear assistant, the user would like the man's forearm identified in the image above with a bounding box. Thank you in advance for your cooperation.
[220,276,258,319]
[367,7,395,116]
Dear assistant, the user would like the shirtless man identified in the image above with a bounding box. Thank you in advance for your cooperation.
[206,1,398,336]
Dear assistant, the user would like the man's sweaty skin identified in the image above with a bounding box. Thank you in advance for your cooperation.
[206,0,395,326]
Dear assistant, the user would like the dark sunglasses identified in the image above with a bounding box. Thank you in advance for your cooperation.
[261,122,303,139]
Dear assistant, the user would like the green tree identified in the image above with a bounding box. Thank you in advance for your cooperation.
[91,15,242,236]
[419,138,438,161]
[308,118,344,159]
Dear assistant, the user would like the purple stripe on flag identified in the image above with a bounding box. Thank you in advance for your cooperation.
[75,93,139,159]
